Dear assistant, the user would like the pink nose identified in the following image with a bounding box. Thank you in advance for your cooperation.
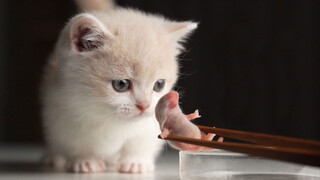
[136,104,150,112]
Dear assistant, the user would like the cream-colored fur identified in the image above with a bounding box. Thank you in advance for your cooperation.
[76,0,114,11]
[41,3,197,174]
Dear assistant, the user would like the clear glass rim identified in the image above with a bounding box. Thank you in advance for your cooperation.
[179,149,248,156]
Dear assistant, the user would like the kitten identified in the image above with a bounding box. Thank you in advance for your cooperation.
[41,0,197,173]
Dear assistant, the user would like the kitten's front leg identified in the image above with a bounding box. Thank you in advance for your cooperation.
[44,153,105,173]
[43,153,66,171]
[68,158,106,173]
[118,132,163,174]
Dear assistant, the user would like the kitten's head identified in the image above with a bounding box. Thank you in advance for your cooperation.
[58,9,197,120]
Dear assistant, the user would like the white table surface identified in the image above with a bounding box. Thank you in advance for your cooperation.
[0,144,180,180]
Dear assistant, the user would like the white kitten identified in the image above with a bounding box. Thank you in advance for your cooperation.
[41,0,197,173]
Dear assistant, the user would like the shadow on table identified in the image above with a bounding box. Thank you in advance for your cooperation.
[0,161,55,174]
[0,161,176,180]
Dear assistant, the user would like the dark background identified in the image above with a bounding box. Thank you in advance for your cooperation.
[0,0,319,144]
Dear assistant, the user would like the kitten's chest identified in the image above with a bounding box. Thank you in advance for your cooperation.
[96,116,156,138]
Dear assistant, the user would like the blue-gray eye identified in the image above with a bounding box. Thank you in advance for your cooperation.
[153,79,165,92]
[112,79,130,92]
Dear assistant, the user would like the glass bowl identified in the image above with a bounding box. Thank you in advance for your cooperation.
[180,150,320,180]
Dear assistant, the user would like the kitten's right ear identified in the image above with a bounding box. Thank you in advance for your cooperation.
[69,14,113,53]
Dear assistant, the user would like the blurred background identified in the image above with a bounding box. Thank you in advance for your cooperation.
[0,0,319,144]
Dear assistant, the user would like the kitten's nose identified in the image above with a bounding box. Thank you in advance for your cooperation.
[136,104,150,112]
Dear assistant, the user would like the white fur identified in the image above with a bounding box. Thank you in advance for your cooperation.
[41,7,197,173]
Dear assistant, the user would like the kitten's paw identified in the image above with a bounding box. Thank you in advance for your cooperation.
[69,159,106,173]
[43,154,66,170]
[119,159,154,174]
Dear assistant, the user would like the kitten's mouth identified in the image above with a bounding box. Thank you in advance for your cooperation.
[119,108,152,119]
[137,111,146,117]
[135,110,151,118]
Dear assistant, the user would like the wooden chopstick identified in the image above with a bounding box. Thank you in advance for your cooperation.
[197,125,320,151]
[158,126,320,167]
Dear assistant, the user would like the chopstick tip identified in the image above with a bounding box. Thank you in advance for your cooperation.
[158,135,164,139]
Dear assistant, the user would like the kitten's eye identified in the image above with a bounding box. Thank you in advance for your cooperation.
[112,79,131,92]
[153,79,165,92]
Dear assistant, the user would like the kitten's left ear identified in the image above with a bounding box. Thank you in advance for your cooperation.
[69,13,113,53]
[166,21,198,43]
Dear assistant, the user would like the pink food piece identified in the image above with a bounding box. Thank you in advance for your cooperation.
[155,91,220,151]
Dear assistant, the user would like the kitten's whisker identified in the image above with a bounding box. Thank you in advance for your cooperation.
[98,111,118,134]
[179,71,198,77]
[178,58,193,62]
[180,47,193,59]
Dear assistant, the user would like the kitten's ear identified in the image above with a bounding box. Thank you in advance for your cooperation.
[69,14,113,53]
[166,21,198,42]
